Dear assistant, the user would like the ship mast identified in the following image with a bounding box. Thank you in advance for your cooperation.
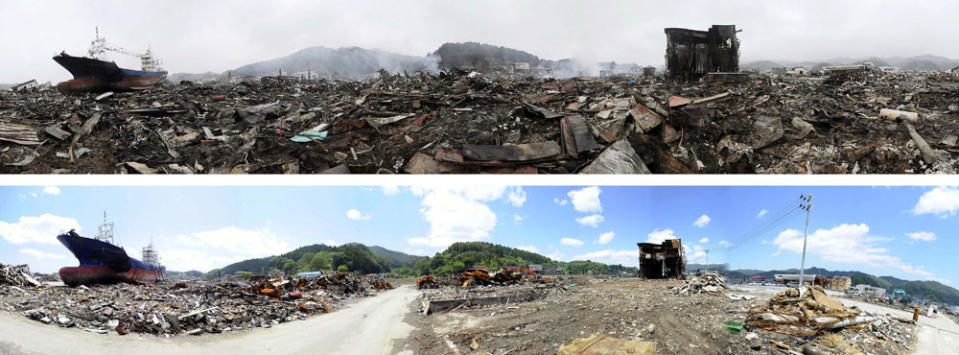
[94,210,116,245]
[87,26,163,72]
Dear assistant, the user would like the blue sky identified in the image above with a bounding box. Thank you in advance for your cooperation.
[1,185,957,285]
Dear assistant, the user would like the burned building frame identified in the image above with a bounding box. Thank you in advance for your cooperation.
[637,239,685,279]
[664,25,740,81]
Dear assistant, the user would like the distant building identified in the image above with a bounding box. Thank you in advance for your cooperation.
[950,66,959,76]
[664,25,740,81]
[12,79,38,92]
[513,62,531,74]
[831,276,852,291]
[854,284,886,297]
[637,239,684,279]
[786,67,808,75]
[643,66,656,77]
[527,264,543,272]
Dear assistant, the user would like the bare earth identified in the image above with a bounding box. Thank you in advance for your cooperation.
[0,285,419,355]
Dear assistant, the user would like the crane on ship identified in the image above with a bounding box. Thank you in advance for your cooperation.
[87,26,163,72]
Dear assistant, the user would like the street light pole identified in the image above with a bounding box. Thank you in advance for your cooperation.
[798,194,813,296]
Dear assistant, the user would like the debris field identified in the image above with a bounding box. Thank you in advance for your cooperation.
[3,69,958,174]
[0,265,392,337]
[406,277,917,355]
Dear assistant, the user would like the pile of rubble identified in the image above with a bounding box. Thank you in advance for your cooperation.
[0,263,42,287]
[742,286,917,353]
[746,287,915,335]
[0,273,387,336]
[3,70,957,174]
[672,273,725,295]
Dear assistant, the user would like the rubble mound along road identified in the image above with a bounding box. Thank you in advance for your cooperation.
[0,285,419,355]
[838,297,959,355]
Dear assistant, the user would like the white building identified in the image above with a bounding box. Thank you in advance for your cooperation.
[786,67,808,75]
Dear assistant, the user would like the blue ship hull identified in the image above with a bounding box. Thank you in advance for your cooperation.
[57,231,165,286]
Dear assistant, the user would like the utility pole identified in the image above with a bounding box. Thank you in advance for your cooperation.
[797,194,814,295]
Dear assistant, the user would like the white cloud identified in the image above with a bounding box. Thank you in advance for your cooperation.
[718,240,732,248]
[757,209,768,218]
[554,198,568,206]
[0,214,81,245]
[516,245,539,253]
[546,246,564,261]
[571,249,634,266]
[514,214,523,223]
[410,185,506,201]
[561,238,584,248]
[913,186,959,217]
[596,231,614,245]
[346,208,372,221]
[699,238,709,244]
[685,244,708,264]
[19,248,65,259]
[407,187,499,248]
[163,227,290,271]
[907,231,936,241]
[693,214,711,227]
[42,186,61,195]
[507,187,527,207]
[772,223,938,280]
[576,214,604,227]
[646,228,678,244]
[382,185,400,195]
[567,186,602,213]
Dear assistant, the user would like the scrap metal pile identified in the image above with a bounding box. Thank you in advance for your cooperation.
[672,273,726,295]
[416,268,554,290]
[3,69,957,174]
[0,272,385,336]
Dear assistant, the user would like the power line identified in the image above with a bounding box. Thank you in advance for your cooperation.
[726,196,804,251]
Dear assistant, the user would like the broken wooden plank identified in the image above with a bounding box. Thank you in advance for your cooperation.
[462,141,561,162]
[629,103,664,133]
[564,115,599,154]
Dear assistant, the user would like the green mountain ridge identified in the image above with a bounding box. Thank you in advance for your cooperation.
[204,243,423,279]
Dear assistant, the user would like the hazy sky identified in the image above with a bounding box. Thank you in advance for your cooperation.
[2,185,957,286]
[2,0,958,83]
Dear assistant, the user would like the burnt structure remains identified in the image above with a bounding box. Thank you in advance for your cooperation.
[637,239,685,279]
[664,25,740,81]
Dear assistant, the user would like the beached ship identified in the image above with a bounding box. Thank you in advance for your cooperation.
[57,212,165,286]
[53,27,167,93]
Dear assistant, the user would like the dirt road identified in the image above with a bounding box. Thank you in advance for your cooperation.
[0,285,419,355]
